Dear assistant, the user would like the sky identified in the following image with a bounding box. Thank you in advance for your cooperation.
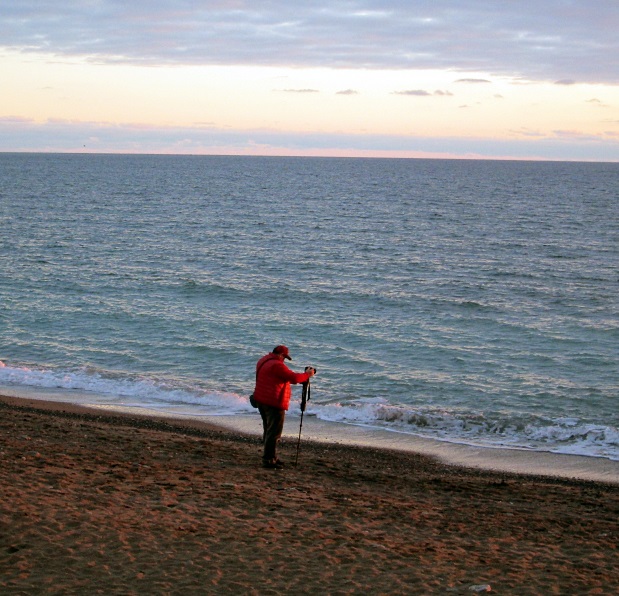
[1,1,619,160]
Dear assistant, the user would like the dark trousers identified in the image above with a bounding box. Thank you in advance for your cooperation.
[258,404,286,463]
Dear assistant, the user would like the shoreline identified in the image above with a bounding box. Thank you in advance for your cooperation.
[1,392,616,488]
[1,392,618,594]
[210,412,619,485]
[2,390,618,485]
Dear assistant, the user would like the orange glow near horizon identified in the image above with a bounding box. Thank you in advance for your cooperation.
[1,50,618,160]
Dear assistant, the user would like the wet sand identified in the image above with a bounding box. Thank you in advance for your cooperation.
[1,394,618,594]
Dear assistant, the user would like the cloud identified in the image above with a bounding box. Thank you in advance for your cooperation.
[280,89,320,93]
[552,129,601,141]
[511,128,546,138]
[394,90,431,96]
[336,89,359,95]
[393,90,453,97]
[555,79,577,86]
[1,1,617,83]
[0,116,35,124]
[586,98,609,108]
[455,79,491,84]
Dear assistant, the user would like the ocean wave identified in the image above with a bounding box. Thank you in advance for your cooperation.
[0,363,252,415]
[308,398,619,461]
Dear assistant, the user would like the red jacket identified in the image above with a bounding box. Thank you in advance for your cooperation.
[253,353,311,411]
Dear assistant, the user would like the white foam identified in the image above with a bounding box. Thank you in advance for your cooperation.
[305,398,619,461]
[0,364,253,415]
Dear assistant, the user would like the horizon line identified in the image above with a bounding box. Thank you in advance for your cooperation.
[2,149,617,164]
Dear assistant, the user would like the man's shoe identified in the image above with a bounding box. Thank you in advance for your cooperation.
[262,459,285,469]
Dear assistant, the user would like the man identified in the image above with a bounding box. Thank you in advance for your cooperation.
[253,345,315,469]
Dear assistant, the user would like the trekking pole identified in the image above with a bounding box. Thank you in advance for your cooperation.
[294,370,314,467]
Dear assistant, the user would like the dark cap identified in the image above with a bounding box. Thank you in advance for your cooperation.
[273,345,292,360]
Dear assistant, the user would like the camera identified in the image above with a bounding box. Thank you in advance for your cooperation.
[305,366,317,374]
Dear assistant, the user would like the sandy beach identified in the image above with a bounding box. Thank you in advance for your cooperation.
[1,394,618,595]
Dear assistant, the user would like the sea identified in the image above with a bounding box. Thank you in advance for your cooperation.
[1,153,618,477]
